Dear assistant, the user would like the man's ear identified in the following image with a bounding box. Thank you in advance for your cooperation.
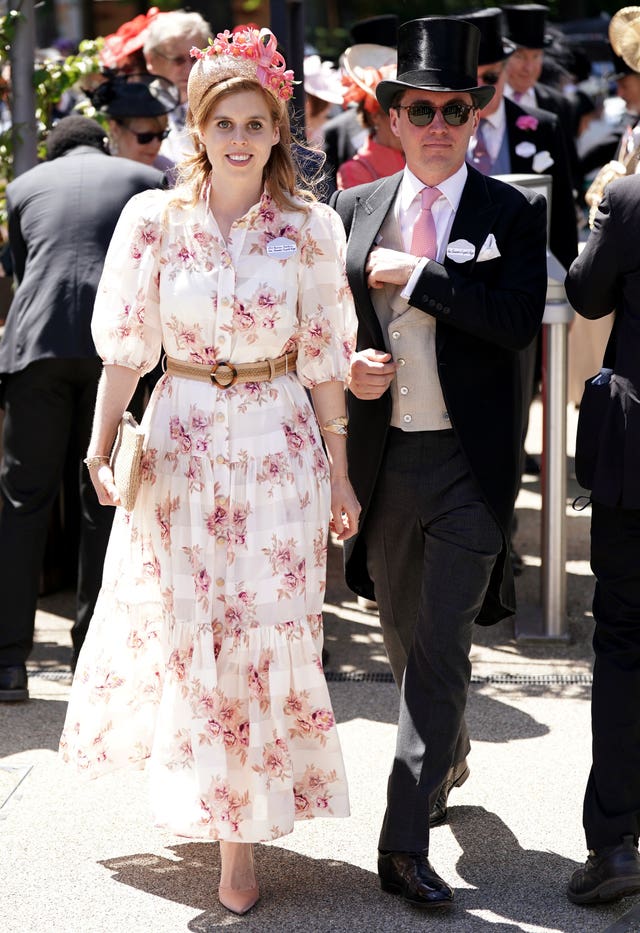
[389,108,401,138]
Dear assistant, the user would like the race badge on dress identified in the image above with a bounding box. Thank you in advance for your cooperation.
[266,237,297,259]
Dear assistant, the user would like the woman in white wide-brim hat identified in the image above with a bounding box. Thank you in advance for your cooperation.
[303,53,344,145]
[336,44,405,189]
[60,25,359,917]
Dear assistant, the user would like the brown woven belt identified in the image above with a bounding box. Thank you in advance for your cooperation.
[164,351,297,388]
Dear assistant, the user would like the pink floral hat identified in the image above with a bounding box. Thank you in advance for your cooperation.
[187,26,295,110]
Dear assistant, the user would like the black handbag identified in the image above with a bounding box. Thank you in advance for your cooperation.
[574,317,617,491]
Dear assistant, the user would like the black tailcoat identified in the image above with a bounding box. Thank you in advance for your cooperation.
[565,174,640,509]
[331,166,547,624]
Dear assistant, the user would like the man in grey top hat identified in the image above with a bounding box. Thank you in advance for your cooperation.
[331,16,547,906]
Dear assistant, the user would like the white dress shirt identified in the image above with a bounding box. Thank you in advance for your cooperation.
[398,162,468,297]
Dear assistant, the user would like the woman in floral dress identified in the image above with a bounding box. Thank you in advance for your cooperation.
[59,27,359,916]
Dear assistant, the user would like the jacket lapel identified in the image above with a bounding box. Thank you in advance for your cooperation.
[446,167,500,273]
[505,98,544,174]
[347,173,402,347]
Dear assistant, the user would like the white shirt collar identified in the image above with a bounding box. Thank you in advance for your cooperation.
[504,83,537,109]
[482,98,506,133]
[399,162,468,215]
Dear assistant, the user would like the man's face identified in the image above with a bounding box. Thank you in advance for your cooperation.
[477,61,506,117]
[617,74,640,114]
[504,47,543,94]
[145,37,196,103]
[390,88,479,186]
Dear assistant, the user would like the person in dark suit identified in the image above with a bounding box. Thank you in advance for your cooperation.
[564,174,640,905]
[0,116,164,701]
[501,3,580,193]
[330,16,547,907]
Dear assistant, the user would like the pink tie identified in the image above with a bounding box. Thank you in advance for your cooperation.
[411,187,441,259]
[512,90,523,103]
[472,119,492,175]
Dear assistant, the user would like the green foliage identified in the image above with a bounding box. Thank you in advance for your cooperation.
[0,16,102,233]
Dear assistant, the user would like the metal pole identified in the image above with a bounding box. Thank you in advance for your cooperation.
[540,284,570,639]
[516,253,573,642]
[9,0,37,177]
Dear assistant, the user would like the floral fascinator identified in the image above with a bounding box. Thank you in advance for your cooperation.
[341,44,397,116]
[188,27,295,111]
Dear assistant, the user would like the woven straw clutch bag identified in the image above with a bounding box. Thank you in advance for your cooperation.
[109,411,145,511]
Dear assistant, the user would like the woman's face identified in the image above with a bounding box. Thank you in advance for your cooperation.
[197,88,280,190]
[109,116,168,165]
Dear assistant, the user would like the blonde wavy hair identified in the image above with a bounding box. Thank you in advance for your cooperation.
[173,77,314,213]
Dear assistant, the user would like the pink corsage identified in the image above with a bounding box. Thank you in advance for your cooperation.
[515,114,539,132]
[190,27,296,101]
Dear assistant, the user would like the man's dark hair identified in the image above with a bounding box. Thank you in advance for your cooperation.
[45,115,109,160]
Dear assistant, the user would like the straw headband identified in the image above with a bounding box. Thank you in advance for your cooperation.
[188,27,295,109]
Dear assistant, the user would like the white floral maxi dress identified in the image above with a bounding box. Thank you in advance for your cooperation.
[59,190,357,842]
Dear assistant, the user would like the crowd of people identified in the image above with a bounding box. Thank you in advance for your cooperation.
[2,1,640,919]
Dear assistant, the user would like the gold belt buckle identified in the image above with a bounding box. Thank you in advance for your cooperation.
[210,362,237,387]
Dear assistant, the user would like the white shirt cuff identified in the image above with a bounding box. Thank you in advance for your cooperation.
[401,257,429,299]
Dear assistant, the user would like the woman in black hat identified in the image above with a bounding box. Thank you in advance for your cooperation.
[90,73,180,175]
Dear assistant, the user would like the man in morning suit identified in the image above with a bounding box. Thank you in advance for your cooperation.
[0,116,164,701]
[501,3,579,193]
[465,6,577,272]
[564,175,640,905]
[331,17,547,906]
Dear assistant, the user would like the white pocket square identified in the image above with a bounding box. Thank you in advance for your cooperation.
[477,233,501,262]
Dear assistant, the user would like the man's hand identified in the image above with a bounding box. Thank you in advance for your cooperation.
[366,246,419,289]
[347,348,397,399]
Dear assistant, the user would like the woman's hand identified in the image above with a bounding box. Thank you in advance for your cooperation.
[328,474,361,541]
[88,462,122,508]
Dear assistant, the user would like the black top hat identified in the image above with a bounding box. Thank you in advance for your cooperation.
[460,8,516,66]
[501,4,552,49]
[350,14,399,48]
[376,17,495,114]
[90,73,180,119]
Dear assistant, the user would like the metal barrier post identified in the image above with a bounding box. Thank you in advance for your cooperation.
[515,253,573,642]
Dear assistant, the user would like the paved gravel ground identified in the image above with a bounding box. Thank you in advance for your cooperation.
[5,400,640,932]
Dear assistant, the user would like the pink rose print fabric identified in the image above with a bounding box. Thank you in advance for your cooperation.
[59,190,356,842]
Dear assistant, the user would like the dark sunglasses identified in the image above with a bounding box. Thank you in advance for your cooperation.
[478,70,503,86]
[118,123,170,144]
[394,102,476,127]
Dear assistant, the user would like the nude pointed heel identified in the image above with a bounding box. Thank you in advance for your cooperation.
[218,841,259,914]
[218,883,259,915]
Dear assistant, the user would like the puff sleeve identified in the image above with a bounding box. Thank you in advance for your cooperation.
[295,203,357,388]
[91,189,165,375]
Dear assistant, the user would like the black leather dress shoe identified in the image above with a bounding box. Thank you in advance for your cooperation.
[378,850,453,907]
[567,835,640,905]
[0,664,28,702]
[429,759,470,827]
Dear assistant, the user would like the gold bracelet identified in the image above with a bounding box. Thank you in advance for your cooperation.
[322,416,348,437]
[83,455,110,469]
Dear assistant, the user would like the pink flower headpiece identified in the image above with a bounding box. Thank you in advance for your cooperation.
[188,27,295,106]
